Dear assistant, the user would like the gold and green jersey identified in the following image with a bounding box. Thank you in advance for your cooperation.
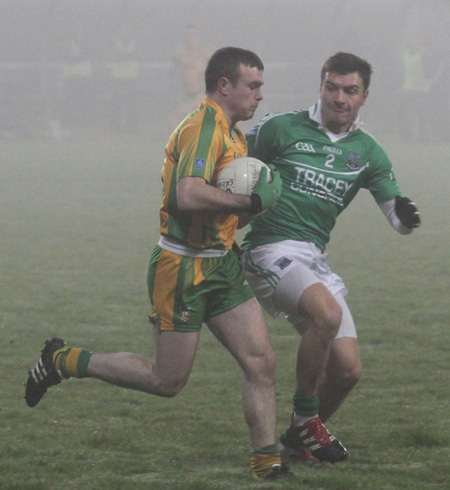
[242,104,402,251]
[160,98,247,250]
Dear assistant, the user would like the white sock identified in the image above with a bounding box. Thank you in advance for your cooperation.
[293,412,318,427]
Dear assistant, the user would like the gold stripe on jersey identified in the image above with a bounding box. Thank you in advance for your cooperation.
[159,98,247,250]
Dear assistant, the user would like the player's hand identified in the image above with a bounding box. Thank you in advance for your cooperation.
[395,195,421,228]
[249,166,282,214]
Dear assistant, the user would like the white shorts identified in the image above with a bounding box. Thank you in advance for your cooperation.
[242,240,356,339]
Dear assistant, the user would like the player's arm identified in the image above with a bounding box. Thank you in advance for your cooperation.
[378,196,421,234]
[368,144,420,233]
[177,176,251,213]
[177,166,281,215]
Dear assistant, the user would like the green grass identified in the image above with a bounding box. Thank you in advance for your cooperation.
[1,134,449,489]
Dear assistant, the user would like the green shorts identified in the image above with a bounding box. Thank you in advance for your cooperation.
[147,245,254,332]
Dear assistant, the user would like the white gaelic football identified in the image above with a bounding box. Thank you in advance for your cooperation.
[215,157,272,195]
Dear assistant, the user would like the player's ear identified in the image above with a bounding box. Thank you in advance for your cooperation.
[217,77,231,96]
[361,89,369,104]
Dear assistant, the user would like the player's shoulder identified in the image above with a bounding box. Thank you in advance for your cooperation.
[350,128,391,165]
[260,109,304,127]
[248,110,306,139]
[351,126,382,146]
[184,102,223,131]
[355,128,388,153]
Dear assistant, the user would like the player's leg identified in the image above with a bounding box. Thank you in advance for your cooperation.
[242,242,347,463]
[207,298,277,450]
[203,249,292,480]
[274,266,348,463]
[87,244,206,395]
[86,328,201,396]
[318,294,362,422]
[24,329,201,407]
[318,336,362,422]
[273,264,342,398]
[25,245,204,407]
[246,242,342,397]
[291,282,342,396]
[207,297,291,480]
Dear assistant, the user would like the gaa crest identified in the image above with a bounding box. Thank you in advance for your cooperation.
[346,152,361,170]
[179,308,192,322]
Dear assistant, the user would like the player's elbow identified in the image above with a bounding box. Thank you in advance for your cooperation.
[177,192,195,211]
[176,176,206,211]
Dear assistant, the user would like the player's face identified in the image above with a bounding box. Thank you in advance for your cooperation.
[320,71,368,134]
[227,64,264,125]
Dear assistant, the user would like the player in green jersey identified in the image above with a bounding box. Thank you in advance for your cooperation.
[241,52,421,466]
[25,47,289,481]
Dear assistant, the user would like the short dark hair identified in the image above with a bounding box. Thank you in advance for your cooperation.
[321,52,373,90]
[205,47,264,94]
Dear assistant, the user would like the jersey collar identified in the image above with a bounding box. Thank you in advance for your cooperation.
[309,100,364,142]
[203,97,229,127]
[203,96,241,140]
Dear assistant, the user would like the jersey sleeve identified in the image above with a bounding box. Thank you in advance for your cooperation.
[246,114,282,163]
[365,142,402,203]
[176,107,223,183]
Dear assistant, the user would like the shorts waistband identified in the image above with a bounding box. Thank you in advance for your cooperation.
[158,236,229,258]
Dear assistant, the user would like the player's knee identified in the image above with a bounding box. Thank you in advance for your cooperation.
[347,360,363,387]
[246,346,276,385]
[264,347,277,378]
[149,376,189,398]
[314,303,342,342]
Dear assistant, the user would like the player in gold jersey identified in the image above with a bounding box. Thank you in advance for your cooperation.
[25,47,288,481]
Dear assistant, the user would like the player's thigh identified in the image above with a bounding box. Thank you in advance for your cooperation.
[274,262,340,324]
[152,327,201,383]
[242,242,315,318]
[327,295,361,379]
[334,293,357,340]
[287,288,354,339]
[206,298,275,375]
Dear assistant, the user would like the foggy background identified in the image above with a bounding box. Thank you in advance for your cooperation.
[2,8,449,486]
[1,0,449,140]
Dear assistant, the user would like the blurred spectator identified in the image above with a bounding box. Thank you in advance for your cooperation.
[53,22,95,137]
[107,24,141,134]
[428,47,450,142]
[171,25,211,125]
[400,35,431,140]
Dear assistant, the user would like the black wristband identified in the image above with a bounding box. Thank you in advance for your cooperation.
[249,193,262,215]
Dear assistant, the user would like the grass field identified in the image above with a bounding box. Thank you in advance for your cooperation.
[1,134,449,489]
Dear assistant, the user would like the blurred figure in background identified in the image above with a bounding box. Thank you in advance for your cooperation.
[427,45,450,142]
[54,21,95,137]
[400,35,431,140]
[108,24,141,134]
[171,25,211,126]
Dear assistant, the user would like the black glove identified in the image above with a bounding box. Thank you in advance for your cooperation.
[395,196,421,229]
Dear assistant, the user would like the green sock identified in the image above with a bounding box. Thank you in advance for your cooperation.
[56,347,93,378]
[292,393,319,417]
[251,443,279,454]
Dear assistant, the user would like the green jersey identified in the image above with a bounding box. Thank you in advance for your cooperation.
[241,103,401,251]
